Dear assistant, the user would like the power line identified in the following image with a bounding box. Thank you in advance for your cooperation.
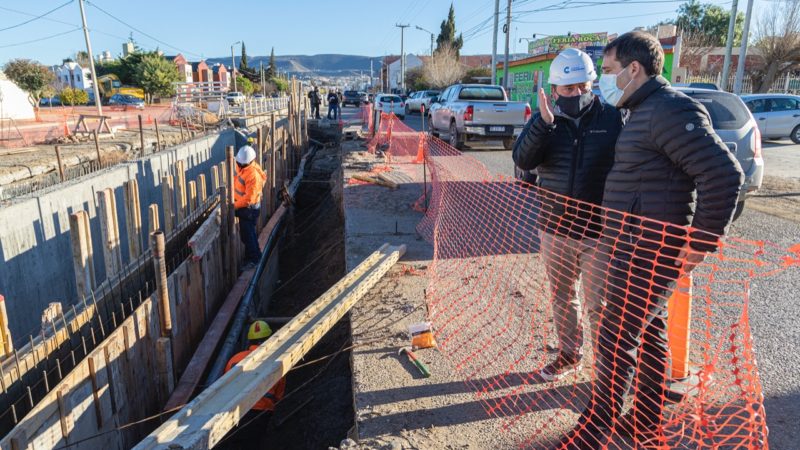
[84,0,202,58]
[0,27,82,49]
[514,9,679,23]
[0,0,74,33]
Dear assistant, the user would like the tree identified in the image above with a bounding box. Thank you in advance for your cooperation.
[406,66,430,91]
[752,0,800,92]
[3,59,56,107]
[463,66,491,84]
[233,75,255,95]
[266,47,277,79]
[240,42,249,71]
[75,51,91,67]
[272,76,288,92]
[436,4,464,57]
[134,53,180,102]
[60,87,89,106]
[669,0,745,74]
[423,44,465,88]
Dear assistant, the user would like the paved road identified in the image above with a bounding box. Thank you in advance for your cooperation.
[397,111,800,448]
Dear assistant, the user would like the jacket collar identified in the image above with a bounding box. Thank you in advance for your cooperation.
[621,76,668,110]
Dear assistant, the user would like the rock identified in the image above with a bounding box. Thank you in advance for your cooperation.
[339,438,358,449]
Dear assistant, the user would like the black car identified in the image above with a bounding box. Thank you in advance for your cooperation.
[342,90,362,107]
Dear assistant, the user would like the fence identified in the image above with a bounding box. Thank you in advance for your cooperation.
[365,109,799,448]
[685,73,800,94]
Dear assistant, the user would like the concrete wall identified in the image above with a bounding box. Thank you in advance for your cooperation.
[0,130,234,341]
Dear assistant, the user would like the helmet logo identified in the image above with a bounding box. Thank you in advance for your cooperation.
[564,65,586,74]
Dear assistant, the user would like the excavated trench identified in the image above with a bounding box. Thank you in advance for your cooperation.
[219,128,353,449]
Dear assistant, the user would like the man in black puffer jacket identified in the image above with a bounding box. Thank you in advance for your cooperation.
[513,48,623,382]
[559,32,744,449]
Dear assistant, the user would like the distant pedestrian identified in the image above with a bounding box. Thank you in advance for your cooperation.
[327,90,340,120]
[308,87,321,119]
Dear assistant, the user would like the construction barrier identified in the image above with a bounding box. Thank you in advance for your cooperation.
[366,111,799,449]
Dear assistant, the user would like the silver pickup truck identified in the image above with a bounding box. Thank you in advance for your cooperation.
[429,84,531,150]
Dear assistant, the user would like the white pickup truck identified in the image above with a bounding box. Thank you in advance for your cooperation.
[429,84,530,150]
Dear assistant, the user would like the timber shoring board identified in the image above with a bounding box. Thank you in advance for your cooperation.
[135,243,406,450]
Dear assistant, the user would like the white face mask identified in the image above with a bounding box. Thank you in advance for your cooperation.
[599,66,633,107]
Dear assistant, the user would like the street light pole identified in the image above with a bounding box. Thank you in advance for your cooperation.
[396,24,410,92]
[231,41,241,92]
[78,0,102,115]
[415,26,436,56]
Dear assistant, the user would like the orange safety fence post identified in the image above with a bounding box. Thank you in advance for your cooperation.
[667,272,692,379]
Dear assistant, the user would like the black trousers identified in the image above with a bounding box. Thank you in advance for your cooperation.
[235,208,261,264]
[311,103,320,119]
[585,233,681,432]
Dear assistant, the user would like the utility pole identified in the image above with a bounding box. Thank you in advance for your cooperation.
[733,0,754,95]
[260,60,265,96]
[370,59,374,89]
[78,0,102,115]
[231,41,241,93]
[491,0,500,85]
[396,24,410,92]
[502,0,512,91]
[721,0,739,91]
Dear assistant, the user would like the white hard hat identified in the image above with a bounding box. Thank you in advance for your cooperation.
[548,48,597,86]
[236,145,256,164]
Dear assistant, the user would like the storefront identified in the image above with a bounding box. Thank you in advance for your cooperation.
[497,33,678,107]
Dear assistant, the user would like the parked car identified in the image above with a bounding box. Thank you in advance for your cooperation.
[342,90,363,107]
[108,93,145,109]
[673,82,720,90]
[39,96,62,107]
[405,90,441,115]
[253,93,265,99]
[429,84,530,150]
[741,94,800,143]
[374,94,405,119]
[226,91,246,105]
[676,87,764,219]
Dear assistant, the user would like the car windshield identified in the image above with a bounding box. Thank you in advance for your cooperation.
[685,91,750,130]
[426,91,440,97]
[345,91,358,96]
[458,87,505,101]
[380,96,402,103]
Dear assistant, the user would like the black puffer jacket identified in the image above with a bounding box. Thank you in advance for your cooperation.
[513,96,623,239]
[602,76,744,253]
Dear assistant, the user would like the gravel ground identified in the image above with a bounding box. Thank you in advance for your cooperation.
[401,113,800,449]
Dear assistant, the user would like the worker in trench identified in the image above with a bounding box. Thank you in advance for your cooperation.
[512,48,623,382]
[234,143,267,271]
[224,320,286,444]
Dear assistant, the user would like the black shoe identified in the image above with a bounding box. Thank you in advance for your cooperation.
[554,422,607,450]
[540,352,583,381]
[615,411,683,447]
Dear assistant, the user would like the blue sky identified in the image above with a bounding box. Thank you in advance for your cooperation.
[0,0,772,65]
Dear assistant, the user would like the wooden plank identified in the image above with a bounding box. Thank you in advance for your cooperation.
[188,206,221,260]
[175,160,188,225]
[69,210,95,299]
[210,166,219,193]
[97,189,122,280]
[188,180,197,214]
[0,296,12,357]
[152,232,172,337]
[148,204,160,235]
[197,174,207,203]
[124,180,143,259]
[136,244,405,449]
[161,175,175,234]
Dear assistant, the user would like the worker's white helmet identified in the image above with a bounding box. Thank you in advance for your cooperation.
[548,48,597,86]
[236,145,256,165]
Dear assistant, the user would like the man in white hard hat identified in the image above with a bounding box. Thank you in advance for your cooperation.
[512,48,623,381]
[234,144,267,270]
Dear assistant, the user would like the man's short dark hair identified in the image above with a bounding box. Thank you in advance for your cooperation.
[604,31,664,77]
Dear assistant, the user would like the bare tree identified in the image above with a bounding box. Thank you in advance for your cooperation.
[752,0,800,92]
[423,45,465,89]
[679,28,718,75]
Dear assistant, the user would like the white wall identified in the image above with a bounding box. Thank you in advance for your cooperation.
[0,79,35,120]
[388,55,423,90]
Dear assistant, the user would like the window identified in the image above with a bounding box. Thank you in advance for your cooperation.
[745,99,768,114]
[768,98,799,111]
[686,92,750,130]
[458,86,505,101]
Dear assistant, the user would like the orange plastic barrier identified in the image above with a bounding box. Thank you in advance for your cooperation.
[366,112,798,449]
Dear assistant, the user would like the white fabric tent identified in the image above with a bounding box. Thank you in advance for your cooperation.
[0,79,35,121]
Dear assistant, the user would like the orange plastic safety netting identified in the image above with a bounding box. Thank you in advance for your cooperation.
[364,109,800,449]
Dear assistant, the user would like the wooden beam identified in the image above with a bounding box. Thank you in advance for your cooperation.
[151,231,172,337]
[175,160,188,225]
[148,204,160,236]
[97,188,122,280]
[161,175,175,234]
[124,180,143,259]
[135,243,405,450]
[197,174,207,203]
[68,210,95,299]
[0,296,13,358]
[188,180,197,214]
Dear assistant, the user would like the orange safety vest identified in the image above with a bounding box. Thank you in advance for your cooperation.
[234,163,267,210]
[225,345,286,411]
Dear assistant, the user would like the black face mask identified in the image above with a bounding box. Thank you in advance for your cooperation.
[555,91,595,118]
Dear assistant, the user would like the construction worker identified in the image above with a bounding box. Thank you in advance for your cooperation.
[224,320,286,444]
[327,90,340,120]
[234,144,267,271]
[308,86,322,119]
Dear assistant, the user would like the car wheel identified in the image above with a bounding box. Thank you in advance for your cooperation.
[792,125,800,144]
[502,137,515,150]
[449,121,464,150]
[732,200,746,221]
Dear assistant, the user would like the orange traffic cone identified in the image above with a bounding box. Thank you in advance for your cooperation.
[63,118,70,136]
[667,273,692,379]
[146,115,153,125]
[414,132,425,164]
